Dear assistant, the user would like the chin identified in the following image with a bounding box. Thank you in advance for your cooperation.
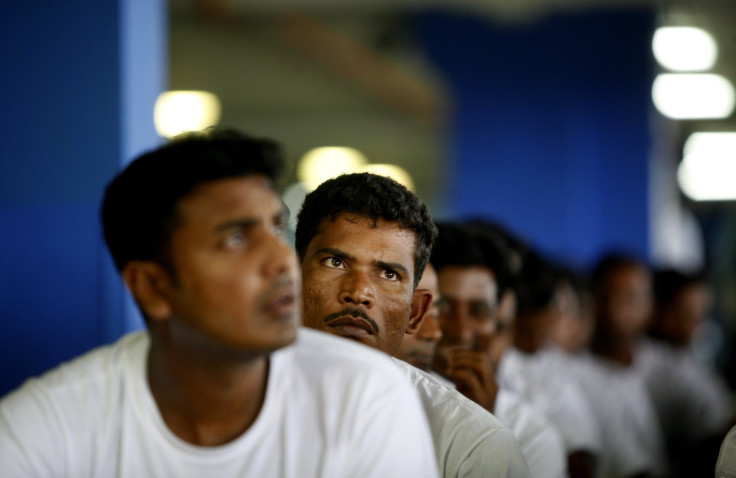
[256,322,299,353]
[334,331,374,348]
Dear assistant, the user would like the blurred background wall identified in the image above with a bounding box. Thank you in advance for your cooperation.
[1,0,735,395]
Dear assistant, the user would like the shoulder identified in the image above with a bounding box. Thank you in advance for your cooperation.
[274,329,411,396]
[495,388,567,478]
[716,425,736,478]
[0,332,148,476]
[287,328,404,373]
[393,360,529,476]
[1,331,147,409]
[394,359,508,431]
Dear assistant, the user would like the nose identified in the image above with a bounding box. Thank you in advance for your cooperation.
[440,307,474,346]
[339,270,374,308]
[261,228,297,279]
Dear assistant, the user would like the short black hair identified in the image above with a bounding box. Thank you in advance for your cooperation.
[653,268,706,307]
[102,128,286,272]
[590,252,649,294]
[295,173,436,288]
[465,217,529,277]
[516,252,561,314]
[431,222,510,301]
[464,220,518,299]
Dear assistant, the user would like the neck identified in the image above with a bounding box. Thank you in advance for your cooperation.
[146,335,270,447]
[591,335,637,367]
[512,335,540,354]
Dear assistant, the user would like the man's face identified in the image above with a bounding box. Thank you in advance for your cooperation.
[300,214,420,355]
[396,263,443,371]
[659,283,710,346]
[149,175,299,355]
[433,266,497,376]
[597,264,652,342]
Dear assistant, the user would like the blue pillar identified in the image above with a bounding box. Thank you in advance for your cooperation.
[0,0,165,395]
[415,9,654,267]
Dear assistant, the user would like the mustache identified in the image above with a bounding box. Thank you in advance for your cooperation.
[323,307,380,334]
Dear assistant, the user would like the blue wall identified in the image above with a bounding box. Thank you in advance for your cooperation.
[0,1,163,395]
[0,5,655,396]
[414,10,655,268]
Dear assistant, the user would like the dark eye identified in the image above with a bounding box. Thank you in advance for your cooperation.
[379,269,399,281]
[273,223,287,236]
[470,302,493,320]
[224,231,246,249]
[323,257,345,269]
[273,215,288,235]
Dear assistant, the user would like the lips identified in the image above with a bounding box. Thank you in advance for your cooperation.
[263,286,297,319]
[326,316,375,338]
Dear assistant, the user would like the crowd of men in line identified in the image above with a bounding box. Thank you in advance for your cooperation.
[0,128,734,477]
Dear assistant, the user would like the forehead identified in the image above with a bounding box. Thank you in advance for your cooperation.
[178,175,278,216]
[438,266,497,299]
[308,214,416,260]
[605,264,650,288]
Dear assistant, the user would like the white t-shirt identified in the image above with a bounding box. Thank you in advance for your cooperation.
[494,388,567,478]
[716,425,736,478]
[635,339,732,450]
[565,352,668,478]
[497,347,601,456]
[393,359,530,477]
[428,370,563,478]
[0,328,439,478]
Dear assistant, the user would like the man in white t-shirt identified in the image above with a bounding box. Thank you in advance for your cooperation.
[396,261,566,478]
[0,129,438,478]
[427,223,571,478]
[296,173,529,477]
[574,253,670,478]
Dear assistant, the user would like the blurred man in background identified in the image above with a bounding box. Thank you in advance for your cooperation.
[429,222,568,478]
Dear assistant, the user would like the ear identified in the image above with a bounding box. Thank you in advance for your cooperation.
[406,288,433,335]
[121,261,174,321]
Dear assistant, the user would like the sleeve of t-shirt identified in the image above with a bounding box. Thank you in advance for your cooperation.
[716,425,736,478]
[543,378,602,454]
[343,363,440,478]
[0,380,68,478]
[495,389,566,478]
[455,426,531,478]
[674,356,732,438]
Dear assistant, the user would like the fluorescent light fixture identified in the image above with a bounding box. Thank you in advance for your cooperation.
[678,132,736,201]
[652,74,735,119]
[652,26,717,71]
[297,147,368,191]
[359,163,415,192]
[154,91,221,138]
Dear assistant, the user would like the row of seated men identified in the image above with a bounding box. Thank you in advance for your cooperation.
[393,220,735,478]
[0,127,733,477]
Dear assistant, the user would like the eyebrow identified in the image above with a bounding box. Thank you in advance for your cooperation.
[315,247,354,261]
[376,260,410,277]
[213,207,288,233]
[315,247,410,277]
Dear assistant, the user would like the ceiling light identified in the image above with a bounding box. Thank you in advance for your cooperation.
[652,26,718,72]
[678,132,736,201]
[154,91,221,138]
[297,147,368,191]
[652,74,735,119]
[359,163,415,192]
